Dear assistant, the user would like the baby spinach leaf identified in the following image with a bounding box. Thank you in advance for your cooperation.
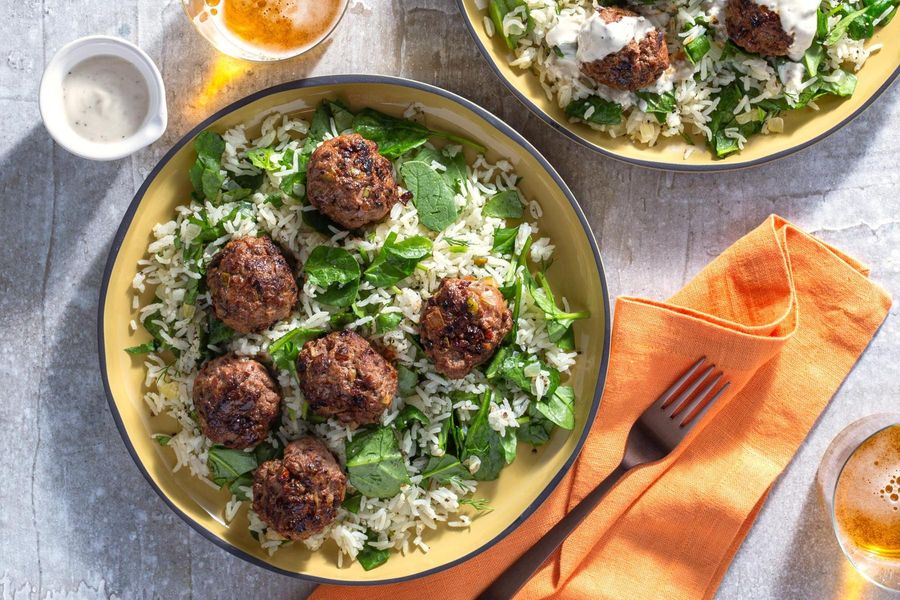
[364,232,433,287]
[357,530,390,571]
[492,226,519,255]
[125,341,158,355]
[527,272,590,342]
[342,492,362,514]
[516,408,554,446]
[375,311,404,334]
[189,131,226,203]
[246,146,280,171]
[489,0,534,49]
[327,100,355,133]
[303,246,361,307]
[268,327,324,377]
[462,391,506,481]
[395,405,430,430]
[227,474,253,501]
[345,426,411,498]
[535,385,575,430]
[826,7,869,44]
[482,190,524,219]
[803,44,825,77]
[408,146,467,192]
[635,91,676,124]
[564,96,622,125]
[817,70,857,97]
[421,454,470,483]
[352,108,431,158]
[396,365,419,397]
[399,161,459,232]
[207,315,234,348]
[207,446,257,487]
[500,428,518,465]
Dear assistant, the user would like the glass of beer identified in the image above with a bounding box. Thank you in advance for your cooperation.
[182,0,349,62]
[817,414,900,591]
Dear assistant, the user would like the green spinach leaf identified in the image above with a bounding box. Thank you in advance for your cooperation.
[269,327,324,377]
[420,454,470,483]
[535,385,575,430]
[303,246,361,307]
[635,91,676,124]
[357,530,390,571]
[345,426,411,498]
[397,365,418,397]
[189,131,226,203]
[482,190,524,219]
[364,232,433,287]
[492,226,519,255]
[399,161,459,232]
[489,0,534,49]
[395,405,429,430]
[207,446,257,487]
[462,391,506,481]
[564,96,622,125]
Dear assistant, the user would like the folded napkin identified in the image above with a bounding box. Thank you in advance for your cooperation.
[313,215,891,600]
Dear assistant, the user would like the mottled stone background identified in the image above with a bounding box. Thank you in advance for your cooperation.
[1,0,897,598]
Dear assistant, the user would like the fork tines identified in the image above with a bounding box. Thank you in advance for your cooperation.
[657,357,730,427]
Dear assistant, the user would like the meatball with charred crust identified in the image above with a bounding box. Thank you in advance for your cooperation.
[207,236,298,334]
[725,0,794,57]
[252,437,346,540]
[193,354,282,449]
[296,330,397,426]
[420,277,513,379]
[579,7,670,91]
[306,133,400,230]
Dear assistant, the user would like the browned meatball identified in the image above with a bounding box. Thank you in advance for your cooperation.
[306,133,400,230]
[193,354,282,449]
[420,277,513,379]
[725,0,793,57]
[580,7,670,91]
[206,236,298,334]
[252,437,346,540]
[297,331,397,426]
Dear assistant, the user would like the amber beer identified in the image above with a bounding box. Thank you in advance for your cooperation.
[184,0,347,61]
[829,423,900,590]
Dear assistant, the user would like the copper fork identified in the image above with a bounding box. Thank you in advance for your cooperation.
[479,357,731,600]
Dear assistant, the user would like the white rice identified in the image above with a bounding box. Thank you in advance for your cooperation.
[132,109,579,567]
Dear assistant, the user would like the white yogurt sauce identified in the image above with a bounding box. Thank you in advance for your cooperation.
[62,55,150,143]
[576,12,656,63]
[778,60,807,97]
[755,0,819,61]
[545,13,584,79]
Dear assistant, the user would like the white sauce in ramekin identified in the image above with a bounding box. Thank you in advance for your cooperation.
[576,12,656,63]
[755,0,819,60]
[62,55,150,143]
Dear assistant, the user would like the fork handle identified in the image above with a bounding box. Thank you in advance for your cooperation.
[478,461,630,600]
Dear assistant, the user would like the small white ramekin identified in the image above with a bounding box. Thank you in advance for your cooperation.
[39,36,167,161]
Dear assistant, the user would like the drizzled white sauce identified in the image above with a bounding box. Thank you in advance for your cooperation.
[755,0,819,60]
[778,60,807,97]
[545,13,582,48]
[576,12,656,63]
[545,13,583,79]
[62,55,149,143]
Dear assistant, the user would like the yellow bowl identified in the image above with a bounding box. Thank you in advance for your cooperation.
[98,75,611,584]
[456,0,900,171]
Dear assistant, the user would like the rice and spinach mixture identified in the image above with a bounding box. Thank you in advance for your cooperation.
[128,99,589,569]
[480,0,896,158]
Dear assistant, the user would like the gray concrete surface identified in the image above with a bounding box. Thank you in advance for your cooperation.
[1,0,898,598]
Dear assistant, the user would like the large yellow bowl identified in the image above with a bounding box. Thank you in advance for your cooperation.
[99,76,610,584]
[457,0,900,170]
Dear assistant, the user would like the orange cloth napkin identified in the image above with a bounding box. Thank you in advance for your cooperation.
[313,215,892,600]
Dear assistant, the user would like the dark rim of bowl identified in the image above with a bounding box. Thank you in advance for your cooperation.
[97,74,612,586]
[455,0,900,173]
